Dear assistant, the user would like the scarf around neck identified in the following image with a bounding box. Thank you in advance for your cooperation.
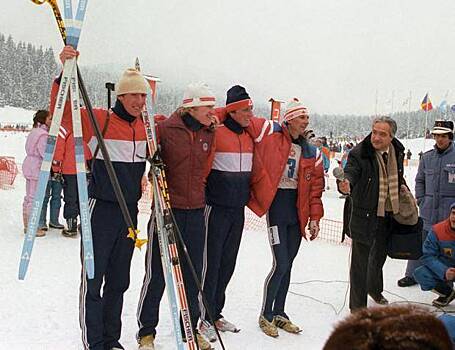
[376,144,399,217]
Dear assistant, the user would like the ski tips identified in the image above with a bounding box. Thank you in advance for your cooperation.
[18,270,26,281]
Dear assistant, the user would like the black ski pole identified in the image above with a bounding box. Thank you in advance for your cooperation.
[105,82,115,109]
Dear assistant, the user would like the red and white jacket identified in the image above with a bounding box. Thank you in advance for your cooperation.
[246,117,324,235]
[49,79,147,204]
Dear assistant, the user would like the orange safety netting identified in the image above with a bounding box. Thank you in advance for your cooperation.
[0,156,19,189]
[138,185,349,246]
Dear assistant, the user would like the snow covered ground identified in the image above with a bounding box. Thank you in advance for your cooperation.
[0,106,448,350]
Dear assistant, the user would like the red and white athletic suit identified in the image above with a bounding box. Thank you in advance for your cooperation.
[247,118,324,323]
[199,115,254,324]
[50,80,147,350]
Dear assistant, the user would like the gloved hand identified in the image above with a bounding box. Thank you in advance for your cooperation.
[303,129,315,140]
[308,220,320,241]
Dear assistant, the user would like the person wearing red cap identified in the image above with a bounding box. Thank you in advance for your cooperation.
[246,98,324,337]
[198,85,254,340]
[136,82,217,350]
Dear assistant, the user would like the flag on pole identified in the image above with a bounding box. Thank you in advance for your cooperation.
[134,57,160,103]
[421,93,433,111]
[143,75,160,103]
[269,98,284,123]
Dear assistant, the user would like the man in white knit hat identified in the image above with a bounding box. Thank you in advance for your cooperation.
[136,82,217,350]
[246,98,324,337]
[54,45,149,350]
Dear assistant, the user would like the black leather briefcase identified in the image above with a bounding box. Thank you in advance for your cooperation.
[387,217,423,260]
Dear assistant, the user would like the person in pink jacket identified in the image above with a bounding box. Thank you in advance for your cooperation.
[22,110,52,237]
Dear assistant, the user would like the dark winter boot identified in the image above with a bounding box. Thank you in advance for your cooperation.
[49,208,64,229]
[62,218,78,237]
[432,282,455,307]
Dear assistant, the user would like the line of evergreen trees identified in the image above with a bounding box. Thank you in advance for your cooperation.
[0,31,453,138]
[0,33,58,109]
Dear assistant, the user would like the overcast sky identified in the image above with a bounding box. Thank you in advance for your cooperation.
[1,0,454,115]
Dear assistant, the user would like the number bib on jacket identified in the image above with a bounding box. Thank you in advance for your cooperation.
[279,143,301,189]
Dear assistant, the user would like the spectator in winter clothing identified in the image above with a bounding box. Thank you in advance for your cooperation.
[314,138,331,190]
[323,305,452,350]
[52,125,92,237]
[414,202,455,307]
[338,116,406,311]
[39,170,64,232]
[398,120,455,288]
[22,109,52,237]
[56,45,148,350]
[341,142,353,169]
[406,149,412,160]
[198,85,254,340]
[247,98,324,338]
[136,83,217,350]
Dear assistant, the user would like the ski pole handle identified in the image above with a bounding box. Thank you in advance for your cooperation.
[105,82,115,110]
[30,0,67,42]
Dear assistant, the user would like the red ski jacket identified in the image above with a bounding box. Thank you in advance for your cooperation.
[246,117,324,235]
[53,125,92,175]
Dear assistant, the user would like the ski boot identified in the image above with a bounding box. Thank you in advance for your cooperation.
[215,317,240,333]
[196,332,212,350]
[273,315,302,334]
[199,320,217,342]
[138,334,155,349]
[259,315,278,338]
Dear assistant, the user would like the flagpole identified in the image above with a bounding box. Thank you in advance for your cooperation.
[391,90,395,115]
[406,90,412,150]
[423,92,428,152]
[375,89,378,116]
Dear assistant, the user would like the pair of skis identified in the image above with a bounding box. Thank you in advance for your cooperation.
[19,0,94,280]
[138,63,194,350]
[20,0,146,281]
[139,68,225,350]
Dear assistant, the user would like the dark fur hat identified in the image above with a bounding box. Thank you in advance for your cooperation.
[323,305,452,350]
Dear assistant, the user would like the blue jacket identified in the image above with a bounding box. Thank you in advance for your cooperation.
[421,219,455,281]
[416,142,455,231]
